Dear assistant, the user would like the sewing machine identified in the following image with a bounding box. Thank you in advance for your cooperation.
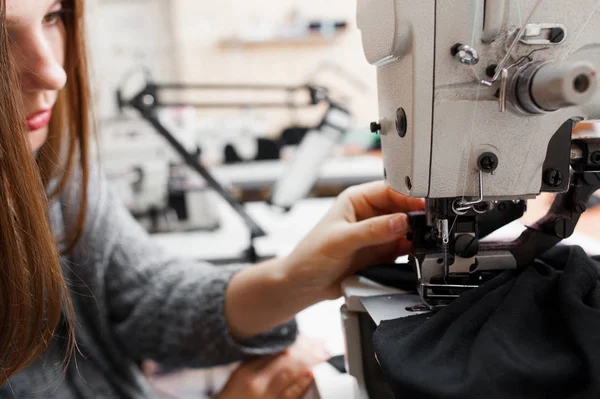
[341,1,600,397]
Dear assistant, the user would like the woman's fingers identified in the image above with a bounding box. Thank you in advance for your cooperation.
[327,213,410,257]
[245,354,279,372]
[252,336,327,398]
[217,337,326,399]
[266,368,294,397]
[339,181,424,221]
[280,371,315,399]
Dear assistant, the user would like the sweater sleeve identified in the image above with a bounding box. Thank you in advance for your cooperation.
[63,166,298,368]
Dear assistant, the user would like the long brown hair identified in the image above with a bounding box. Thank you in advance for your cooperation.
[0,0,75,382]
[37,0,90,254]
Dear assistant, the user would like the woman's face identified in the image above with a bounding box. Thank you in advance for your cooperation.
[6,0,67,152]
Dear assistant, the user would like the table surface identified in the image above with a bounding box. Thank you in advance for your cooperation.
[177,154,384,191]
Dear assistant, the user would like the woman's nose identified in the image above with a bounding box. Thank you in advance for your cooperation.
[18,35,66,92]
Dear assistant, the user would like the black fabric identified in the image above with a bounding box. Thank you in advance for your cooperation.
[373,246,600,399]
[224,139,281,164]
[358,263,418,292]
[280,126,310,146]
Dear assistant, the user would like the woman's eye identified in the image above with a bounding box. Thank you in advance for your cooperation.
[43,11,63,26]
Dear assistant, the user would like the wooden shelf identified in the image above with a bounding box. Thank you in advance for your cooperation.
[218,31,346,49]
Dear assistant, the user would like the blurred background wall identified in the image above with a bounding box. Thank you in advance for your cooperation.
[88,0,378,134]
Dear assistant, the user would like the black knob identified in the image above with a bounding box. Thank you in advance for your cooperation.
[370,122,382,134]
[454,235,480,259]
[549,28,565,44]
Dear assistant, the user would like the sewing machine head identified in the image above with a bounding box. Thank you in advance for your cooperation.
[358,0,600,307]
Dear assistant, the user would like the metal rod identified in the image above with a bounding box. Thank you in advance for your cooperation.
[499,68,509,112]
[156,83,309,91]
[453,170,485,212]
[136,109,266,239]
[157,101,317,109]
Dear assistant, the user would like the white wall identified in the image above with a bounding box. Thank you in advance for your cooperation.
[88,0,179,119]
[168,0,378,133]
[89,0,379,135]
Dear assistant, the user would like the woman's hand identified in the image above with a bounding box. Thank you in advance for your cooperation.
[216,336,328,399]
[225,181,423,340]
[284,181,424,300]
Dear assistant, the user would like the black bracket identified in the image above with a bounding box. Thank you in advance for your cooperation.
[510,168,600,267]
[119,81,330,111]
[540,120,574,192]
[509,137,600,267]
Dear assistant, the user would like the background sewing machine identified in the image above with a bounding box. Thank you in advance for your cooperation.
[341,1,600,398]
[103,71,357,234]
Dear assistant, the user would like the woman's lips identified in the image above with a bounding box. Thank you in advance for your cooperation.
[26,110,52,132]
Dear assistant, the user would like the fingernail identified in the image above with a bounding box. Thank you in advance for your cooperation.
[389,214,408,234]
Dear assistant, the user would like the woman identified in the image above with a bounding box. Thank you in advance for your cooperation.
[0,0,74,385]
[1,0,422,398]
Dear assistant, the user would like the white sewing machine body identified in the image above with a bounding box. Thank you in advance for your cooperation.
[358,0,600,199]
[342,1,600,397]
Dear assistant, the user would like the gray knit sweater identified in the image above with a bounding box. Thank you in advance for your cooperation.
[0,167,297,398]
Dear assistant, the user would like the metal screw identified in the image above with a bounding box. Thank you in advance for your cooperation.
[478,153,499,173]
[473,201,490,214]
[480,157,497,171]
[591,151,600,165]
[554,219,567,238]
[370,122,382,134]
[554,218,575,239]
[455,234,480,258]
[549,28,565,44]
[544,168,564,187]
